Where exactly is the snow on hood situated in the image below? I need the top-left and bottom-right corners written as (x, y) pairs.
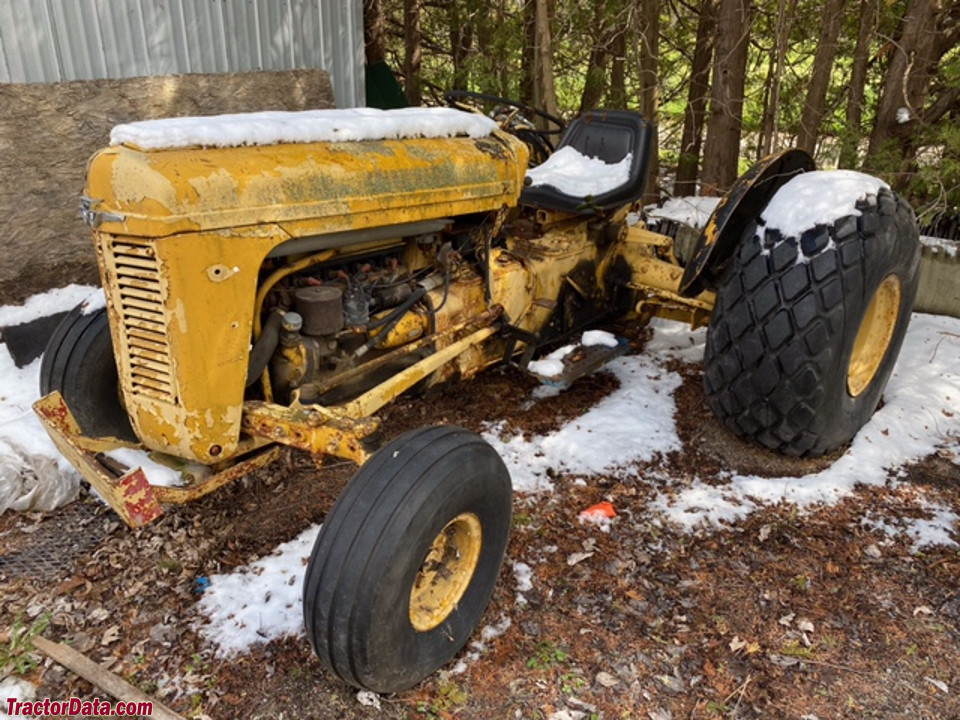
top-left (110, 107), bottom-right (499, 150)
top-left (525, 146), bottom-right (632, 197)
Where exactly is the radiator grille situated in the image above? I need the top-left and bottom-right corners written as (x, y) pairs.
top-left (107, 238), bottom-right (177, 403)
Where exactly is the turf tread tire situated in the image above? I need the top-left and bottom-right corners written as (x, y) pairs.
top-left (703, 187), bottom-right (920, 457)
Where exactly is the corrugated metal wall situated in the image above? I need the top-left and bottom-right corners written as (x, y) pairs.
top-left (0, 0), bottom-right (364, 107)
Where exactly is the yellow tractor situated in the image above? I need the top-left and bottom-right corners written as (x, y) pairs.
top-left (34, 93), bottom-right (920, 692)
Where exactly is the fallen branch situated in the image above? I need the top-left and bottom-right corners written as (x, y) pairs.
top-left (31, 636), bottom-right (185, 720)
top-left (723, 674), bottom-right (752, 714)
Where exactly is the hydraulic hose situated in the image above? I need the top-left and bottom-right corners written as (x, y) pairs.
top-left (364, 286), bottom-right (426, 332)
top-left (355, 287), bottom-right (427, 358)
top-left (245, 309), bottom-right (284, 387)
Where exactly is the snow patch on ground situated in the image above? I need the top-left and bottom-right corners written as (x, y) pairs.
top-left (649, 473), bottom-right (759, 531)
top-left (863, 501), bottom-right (958, 552)
top-left (449, 615), bottom-right (513, 676)
top-left (643, 317), bottom-right (707, 363)
top-left (104, 448), bottom-right (186, 488)
top-left (761, 170), bottom-right (888, 239)
top-left (921, 235), bottom-right (958, 257)
top-left (195, 524), bottom-right (320, 655)
top-left (578, 507), bottom-right (617, 533)
top-left (0, 284), bottom-right (99, 328)
top-left (0, 678), bottom-right (37, 720)
top-left (484, 353), bottom-right (684, 493)
top-left (111, 107), bottom-right (498, 150)
top-left (513, 561), bottom-right (534, 593)
top-left (647, 196), bottom-right (721, 229)
top-left (525, 147), bottom-right (632, 197)
top-left (651, 314), bottom-right (960, 538)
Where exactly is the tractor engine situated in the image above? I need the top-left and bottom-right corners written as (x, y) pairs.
top-left (252, 233), bottom-right (487, 406)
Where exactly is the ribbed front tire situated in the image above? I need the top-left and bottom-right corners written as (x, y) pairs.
top-left (39, 305), bottom-right (135, 441)
top-left (303, 426), bottom-right (512, 693)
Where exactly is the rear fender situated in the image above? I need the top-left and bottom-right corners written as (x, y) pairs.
top-left (678, 149), bottom-right (815, 297)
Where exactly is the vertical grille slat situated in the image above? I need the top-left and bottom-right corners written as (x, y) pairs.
top-left (106, 239), bottom-right (177, 403)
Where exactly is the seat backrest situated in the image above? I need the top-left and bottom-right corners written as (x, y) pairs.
top-left (520, 110), bottom-right (655, 215)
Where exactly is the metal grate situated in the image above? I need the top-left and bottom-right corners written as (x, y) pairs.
top-left (0, 501), bottom-right (112, 581)
top-left (106, 238), bottom-right (178, 403)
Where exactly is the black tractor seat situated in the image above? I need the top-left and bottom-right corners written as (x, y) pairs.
top-left (520, 110), bottom-right (655, 215)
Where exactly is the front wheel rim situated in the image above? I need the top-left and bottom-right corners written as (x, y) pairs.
top-left (847, 274), bottom-right (901, 397)
top-left (409, 512), bottom-right (483, 633)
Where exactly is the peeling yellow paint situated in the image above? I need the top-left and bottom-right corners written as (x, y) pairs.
top-left (188, 167), bottom-right (241, 208)
top-left (87, 133), bottom-right (528, 238)
top-left (172, 298), bottom-right (189, 334)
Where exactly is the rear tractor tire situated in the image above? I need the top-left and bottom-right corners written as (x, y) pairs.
top-left (302, 426), bottom-right (512, 693)
top-left (703, 184), bottom-right (920, 457)
top-left (40, 304), bottom-right (136, 441)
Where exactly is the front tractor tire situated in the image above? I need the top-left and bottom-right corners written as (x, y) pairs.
top-left (302, 426), bottom-right (512, 693)
top-left (40, 304), bottom-right (136, 441)
top-left (703, 185), bottom-right (920, 457)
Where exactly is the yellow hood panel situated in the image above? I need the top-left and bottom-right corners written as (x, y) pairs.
top-left (85, 132), bottom-right (529, 238)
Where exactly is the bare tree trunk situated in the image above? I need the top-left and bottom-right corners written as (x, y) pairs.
top-left (869, 0), bottom-right (959, 190)
top-left (701, 0), bottom-right (752, 195)
top-left (608, 19), bottom-right (628, 108)
top-left (403, 0), bottom-right (422, 105)
top-left (638, 0), bottom-right (661, 203)
top-left (449, 1), bottom-right (474, 90)
top-left (756, 54), bottom-right (776, 160)
top-left (473, 0), bottom-right (502, 96)
top-left (521, 0), bottom-right (537, 105)
top-left (867, 0), bottom-right (940, 158)
top-left (756, 0), bottom-right (798, 158)
top-left (675, 0), bottom-right (716, 196)
top-left (494, 0), bottom-right (522, 97)
top-left (796, 0), bottom-right (846, 154)
top-left (839, 0), bottom-right (877, 167)
top-left (364, 0), bottom-right (386, 65)
top-left (579, 0), bottom-right (610, 113)
top-left (532, 0), bottom-right (559, 126)
top-left (497, 0), bottom-right (511, 97)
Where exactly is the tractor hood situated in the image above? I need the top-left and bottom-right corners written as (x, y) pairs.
top-left (82, 129), bottom-right (529, 239)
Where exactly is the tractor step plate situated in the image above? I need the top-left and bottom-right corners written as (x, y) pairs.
top-left (528, 335), bottom-right (630, 390)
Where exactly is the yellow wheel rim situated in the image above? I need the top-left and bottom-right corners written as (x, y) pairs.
top-left (409, 513), bottom-right (483, 633)
top-left (847, 274), bottom-right (901, 397)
